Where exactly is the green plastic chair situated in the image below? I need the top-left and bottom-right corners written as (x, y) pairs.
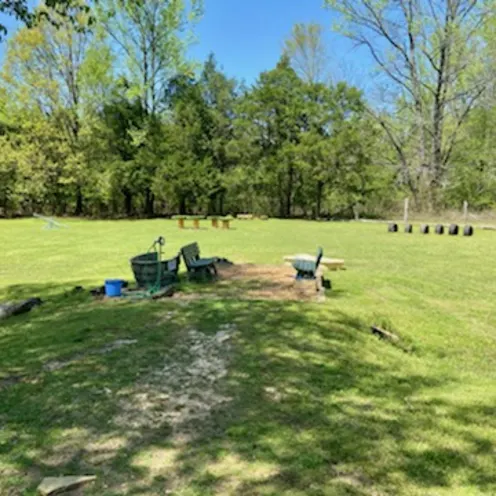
top-left (181, 242), bottom-right (218, 279)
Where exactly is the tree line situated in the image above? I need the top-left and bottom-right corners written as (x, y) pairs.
top-left (0, 0), bottom-right (495, 219)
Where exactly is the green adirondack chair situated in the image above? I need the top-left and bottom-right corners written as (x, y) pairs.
top-left (180, 242), bottom-right (218, 279)
top-left (292, 247), bottom-right (324, 279)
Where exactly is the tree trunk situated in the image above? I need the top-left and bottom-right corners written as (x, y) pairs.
top-left (278, 176), bottom-right (285, 218)
top-left (179, 196), bottom-right (186, 215)
top-left (75, 186), bottom-right (83, 216)
top-left (430, 6), bottom-right (452, 210)
top-left (286, 164), bottom-right (294, 217)
top-left (316, 180), bottom-right (324, 219)
top-left (145, 188), bottom-right (155, 217)
top-left (219, 191), bottom-right (225, 216)
top-left (123, 189), bottom-right (133, 217)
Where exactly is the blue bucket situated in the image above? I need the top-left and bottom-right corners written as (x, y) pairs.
top-left (105, 279), bottom-right (123, 298)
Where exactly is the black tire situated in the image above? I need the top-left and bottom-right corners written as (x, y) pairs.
top-left (420, 224), bottom-right (430, 234)
top-left (435, 224), bottom-right (444, 235)
top-left (463, 225), bottom-right (474, 237)
top-left (449, 224), bottom-right (459, 235)
top-left (388, 223), bottom-right (398, 233)
top-left (404, 224), bottom-right (413, 233)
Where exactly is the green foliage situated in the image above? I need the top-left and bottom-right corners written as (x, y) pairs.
top-left (154, 75), bottom-right (215, 215)
top-left (0, 0), bottom-right (93, 40)
top-left (325, 0), bottom-right (492, 211)
top-left (0, 1), bottom-right (494, 217)
top-left (0, 35), bottom-right (391, 218)
top-left (444, 83), bottom-right (496, 210)
top-left (200, 54), bottom-right (238, 215)
top-left (230, 58), bottom-right (387, 218)
top-left (96, 0), bottom-right (203, 115)
top-left (6, 1), bottom-right (482, 220)
top-left (0, 3), bottom-right (114, 216)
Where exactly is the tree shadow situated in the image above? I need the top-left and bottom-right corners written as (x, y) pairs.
top-left (0, 282), bottom-right (87, 301)
top-left (0, 283), bottom-right (494, 495)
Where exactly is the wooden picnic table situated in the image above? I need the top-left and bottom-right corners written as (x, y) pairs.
top-left (283, 254), bottom-right (345, 271)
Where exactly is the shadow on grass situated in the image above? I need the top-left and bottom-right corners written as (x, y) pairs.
top-left (0, 282), bottom-right (495, 495)
top-left (0, 282), bottom-right (87, 301)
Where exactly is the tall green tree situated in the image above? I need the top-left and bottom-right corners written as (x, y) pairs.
top-left (232, 57), bottom-right (379, 218)
top-left (153, 75), bottom-right (214, 214)
top-left (0, 1), bottom-right (113, 215)
top-left (239, 56), bottom-right (306, 217)
top-left (97, 0), bottom-right (203, 115)
top-left (200, 54), bottom-right (237, 214)
top-left (298, 82), bottom-right (379, 218)
top-left (92, 92), bottom-right (148, 216)
top-left (325, 0), bottom-right (490, 209)
top-left (446, 106), bottom-right (496, 209)
top-left (94, 0), bottom-right (203, 216)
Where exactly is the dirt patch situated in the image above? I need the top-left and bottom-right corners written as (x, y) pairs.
top-left (176, 264), bottom-right (324, 302)
top-left (114, 326), bottom-right (235, 441)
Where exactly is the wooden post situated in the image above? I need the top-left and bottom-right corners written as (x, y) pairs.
top-left (353, 204), bottom-right (360, 221)
top-left (222, 219), bottom-right (230, 229)
top-left (403, 198), bottom-right (409, 224)
top-left (193, 219), bottom-right (200, 229)
top-left (463, 201), bottom-right (468, 222)
top-left (178, 218), bottom-right (185, 229)
top-left (211, 218), bottom-right (218, 228)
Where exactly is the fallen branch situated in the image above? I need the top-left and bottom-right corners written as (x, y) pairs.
top-left (0, 298), bottom-right (42, 321)
top-left (370, 326), bottom-right (400, 343)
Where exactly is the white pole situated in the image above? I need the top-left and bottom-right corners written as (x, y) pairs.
top-left (403, 198), bottom-right (409, 224)
top-left (463, 201), bottom-right (468, 222)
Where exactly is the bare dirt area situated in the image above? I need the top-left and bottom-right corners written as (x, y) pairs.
top-left (175, 264), bottom-right (323, 302)
top-left (114, 325), bottom-right (236, 442)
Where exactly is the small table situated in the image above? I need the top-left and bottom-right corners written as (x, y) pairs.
top-left (284, 254), bottom-right (345, 271)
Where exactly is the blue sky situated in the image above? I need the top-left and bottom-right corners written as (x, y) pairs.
top-left (0, 0), bottom-right (372, 88)
top-left (188, 0), bottom-right (367, 85)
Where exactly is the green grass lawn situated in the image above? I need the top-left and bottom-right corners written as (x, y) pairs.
top-left (1, 218), bottom-right (495, 495)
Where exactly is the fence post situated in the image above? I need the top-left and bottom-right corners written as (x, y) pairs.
top-left (353, 204), bottom-right (360, 221)
top-left (463, 201), bottom-right (468, 222)
top-left (403, 198), bottom-right (409, 224)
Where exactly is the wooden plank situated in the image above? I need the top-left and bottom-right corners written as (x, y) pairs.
top-left (38, 476), bottom-right (96, 495)
top-left (284, 254), bottom-right (345, 271)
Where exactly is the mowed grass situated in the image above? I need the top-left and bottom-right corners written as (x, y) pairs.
top-left (0, 218), bottom-right (495, 495)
